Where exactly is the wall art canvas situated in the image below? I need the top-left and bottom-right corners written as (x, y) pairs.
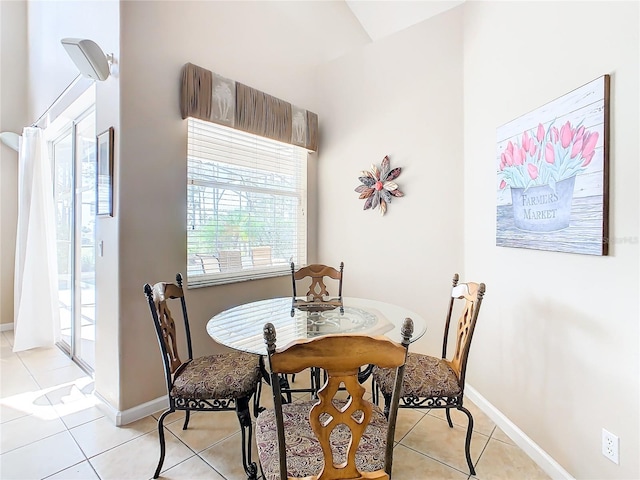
top-left (496, 75), bottom-right (609, 255)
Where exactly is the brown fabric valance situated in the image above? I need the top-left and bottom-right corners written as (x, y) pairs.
top-left (180, 62), bottom-right (318, 152)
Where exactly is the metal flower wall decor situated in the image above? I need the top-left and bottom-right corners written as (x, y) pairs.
top-left (355, 155), bottom-right (404, 215)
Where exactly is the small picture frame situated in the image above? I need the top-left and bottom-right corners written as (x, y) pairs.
top-left (96, 127), bottom-right (114, 216)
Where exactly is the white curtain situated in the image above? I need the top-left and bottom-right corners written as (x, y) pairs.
top-left (13, 127), bottom-right (59, 352)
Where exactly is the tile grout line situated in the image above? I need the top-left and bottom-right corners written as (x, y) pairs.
top-left (470, 424), bottom-right (497, 479)
top-left (395, 441), bottom-right (473, 477)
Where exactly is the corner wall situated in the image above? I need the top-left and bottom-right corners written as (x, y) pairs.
top-left (462, 2), bottom-right (639, 478)
top-left (315, 7), bottom-right (465, 357)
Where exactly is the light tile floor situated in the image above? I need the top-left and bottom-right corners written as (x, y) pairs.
top-left (0, 330), bottom-right (550, 480)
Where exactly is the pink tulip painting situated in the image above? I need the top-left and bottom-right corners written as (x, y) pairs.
top-left (545, 143), bottom-right (555, 164)
top-left (582, 151), bottom-right (595, 167)
top-left (513, 147), bottom-right (523, 166)
top-left (581, 132), bottom-right (599, 167)
top-left (560, 121), bottom-right (573, 148)
top-left (570, 136), bottom-right (583, 158)
top-left (496, 74), bottom-right (609, 257)
top-left (498, 119), bottom-right (599, 190)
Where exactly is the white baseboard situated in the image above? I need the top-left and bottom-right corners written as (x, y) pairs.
top-left (465, 384), bottom-right (574, 480)
top-left (0, 323), bottom-right (14, 332)
top-left (94, 391), bottom-right (167, 426)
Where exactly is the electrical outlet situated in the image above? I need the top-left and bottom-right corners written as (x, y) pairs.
top-left (602, 428), bottom-right (619, 464)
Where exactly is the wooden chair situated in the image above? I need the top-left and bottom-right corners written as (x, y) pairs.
top-left (289, 262), bottom-right (344, 392)
top-left (290, 262), bottom-right (344, 308)
top-left (251, 246), bottom-right (273, 267)
top-left (219, 250), bottom-right (243, 272)
top-left (196, 253), bottom-right (221, 274)
top-left (372, 273), bottom-right (486, 476)
top-left (143, 273), bottom-right (262, 479)
top-left (256, 318), bottom-right (414, 480)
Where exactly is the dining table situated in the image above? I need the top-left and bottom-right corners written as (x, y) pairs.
top-left (207, 296), bottom-right (427, 400)
top-left (206, 296), bottom-right (427, 355)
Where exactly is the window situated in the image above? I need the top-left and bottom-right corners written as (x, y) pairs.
top-left (187, 118), bottom-right (307, 287)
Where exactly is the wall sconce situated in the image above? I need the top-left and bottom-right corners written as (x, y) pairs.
top-left (61, 38), bottom-right (112, 81)
top-left (0, 132), bottom-right (20, 152)
top-left (0, 39), bottom-right (113, 149)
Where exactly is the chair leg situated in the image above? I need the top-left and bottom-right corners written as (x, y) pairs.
top-left (183, 409), bottom-right (191, 430)
top-left (236, 396), bottom-right (258, 480)
top-left (445, 408), bottom-right (453, 428)
top-left (312, 367), bottom-right (322, 399)
top-left (457, 405), bottom-right (476, 476)
top-left (154, 408), bottom-right (173, 479)
top-left (253, 380), bottom-right (263, 417)
top-left (278, 375), bottom-right (293, 404)
top-left (382, 393), bottom-right (392, 419)
top-left (371, 378), bottom-right (378, 405)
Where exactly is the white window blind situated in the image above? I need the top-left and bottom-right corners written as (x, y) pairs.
top-left (187, 117), bottom-right (307, 287)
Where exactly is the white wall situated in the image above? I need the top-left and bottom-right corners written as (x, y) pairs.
top-left (315, 7), bottom-right (465, 358)
top-left (0, 1), bottom-right (27, 328)
top-left (116, 0), bottom-right (370, 410)
top-left (462, 2), bottom-right (639, 479)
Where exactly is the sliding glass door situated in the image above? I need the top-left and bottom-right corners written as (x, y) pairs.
top-left (52, 107), bottom-right (96, 372)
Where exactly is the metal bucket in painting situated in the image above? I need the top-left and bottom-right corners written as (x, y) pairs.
top-left (510, 176), bottom-right (576, 232)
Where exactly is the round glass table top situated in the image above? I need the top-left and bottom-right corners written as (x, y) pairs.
top-left (206, 296), bottom-right (427, 355)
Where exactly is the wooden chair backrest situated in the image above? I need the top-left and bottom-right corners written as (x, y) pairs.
top-left (291, 262), bottom-right (344, 302)
top-left (442, 274), bottom-right (486, 389)
top-left (143, 274), bottom-right (193, 380)
top-left (264, 318), bottom-right (413, 480)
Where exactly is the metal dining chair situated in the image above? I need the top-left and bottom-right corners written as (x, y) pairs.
top-left (143, 273), bottom-right (262, 479)
top-left (372, 273), bottom-right (486, 476)
top-left (256, 318), bottom-right (414, 480)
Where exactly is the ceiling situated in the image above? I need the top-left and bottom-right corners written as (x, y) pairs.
top-left (246, 1), bottom-right (466, 67)
top-left (345, 0), bottom-right (465, 41)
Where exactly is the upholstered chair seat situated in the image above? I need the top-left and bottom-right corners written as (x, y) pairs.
top-left (373, 353), bottom-right (462, 398)
top-left (256, 400), bottom-right (388, 480)
top-left (171, 353), bottom-right (261, 400)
